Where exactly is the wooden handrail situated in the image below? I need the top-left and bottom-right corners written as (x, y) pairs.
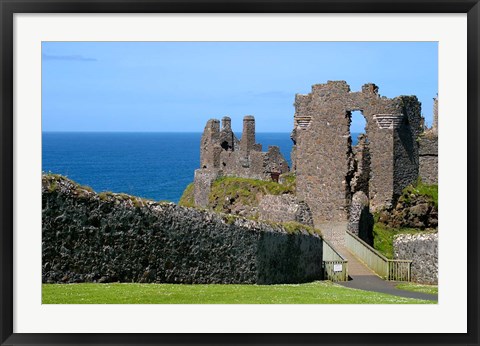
top-left (322, 237), bottom-right (346, 261)
top-left (345, 230), bottom-right (412, 281)
top-left (346, 230), bottom-right (389, 261)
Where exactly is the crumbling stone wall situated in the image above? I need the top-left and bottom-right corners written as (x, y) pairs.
top-left (193, 169), bottom-right (219, 208)
top-left (394, 233), bottom-right (438, 284)
top-left (199, 115), bottom-right (289, 180)
top-left (258, 195), bottom-right (314, 226)
top-left (292, 81), bottom-right (422, 228)
top-left (195, 116), bottom-right (289, 207)
top-left (418, 134), bottom-right (438, 185)
top-left (418, 98), bottom-right (438, 185)
top-left (42, 175), bottom-right (323, 284)
top-left (393, 96), bottom-right (422, 197)
top-left (350, 134), bottom-right (370, 196)
top-left (347, 191), bottom-right (374, 244)
top-left (432, 95), bottom-right (438, 133)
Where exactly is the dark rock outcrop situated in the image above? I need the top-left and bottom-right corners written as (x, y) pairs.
top-left (377, 194), bottom-right (437, 229)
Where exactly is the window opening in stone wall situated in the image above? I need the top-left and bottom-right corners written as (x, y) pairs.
top-left (347, 110), bottom-right (373, 245)
top-left (350, 110), bottom-right (367, 146)
top-left (346, 110), bottom-right (369, 220)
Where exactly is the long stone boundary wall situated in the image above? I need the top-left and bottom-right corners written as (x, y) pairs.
top-left (42, 175), bottom-right (323, 284)
top-left (393, 232), bottom-right (438, 284)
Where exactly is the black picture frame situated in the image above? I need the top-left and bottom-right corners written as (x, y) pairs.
top-left (1, 1), bottom-right (478, 345)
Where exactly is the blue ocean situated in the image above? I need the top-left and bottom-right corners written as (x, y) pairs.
top-left (42, 132), bottom-right (360, 203)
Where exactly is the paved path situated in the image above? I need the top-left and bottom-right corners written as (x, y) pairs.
top-left (336, 246), bottom-right (438, 302)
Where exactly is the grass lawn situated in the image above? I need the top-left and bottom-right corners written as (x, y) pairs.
top-left (395, 283), bottom-right (438, 295)
top-left (43, 281), bottom-right (435, 304)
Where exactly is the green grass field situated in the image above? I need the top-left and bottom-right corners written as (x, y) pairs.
top-left (395, 283), bottom-right (438, 295)
top-left (42, 281), bottom-right (435, 304)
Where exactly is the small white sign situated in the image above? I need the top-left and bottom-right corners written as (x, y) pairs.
top-left (333, 264), bottom-right (343, 272)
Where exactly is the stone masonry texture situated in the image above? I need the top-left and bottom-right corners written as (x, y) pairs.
top-left (189, 81), bottom-right (437, 267)
top-left (193, 168), bottom-right (219, 208)
top-left (291, 81), bottom-right (423, 229)
top-left (394, 233), bottom-right (438, 284)
top-left (194, 116), bottom-right (290, 207)
top-left (42, 175), bottom-right (323, 284)
top-left (258, 195), bottom-right (314, 226)
top-left (432, 95), bottom-right (438, 134)
top-left (417, 97), bottom-right (438, 184)
top-left (418, 133), bottom-right (438, 185)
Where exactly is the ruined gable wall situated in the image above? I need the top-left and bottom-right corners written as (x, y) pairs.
top-left (293, 82), bottom-right (353, 224)
top-left (393, 96), bottom-right (423, 197)
top-left (265, 146), bottom-right (290, 175)
top-left (348, 88), bottom-right (415, 212)
top-left (293, 81), bottom-right (420, 225)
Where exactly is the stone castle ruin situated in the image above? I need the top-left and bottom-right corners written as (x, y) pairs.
top-left (41, 80), bottom-right (439, 286)
top-left (194, 116), bottom-right (289, 207)
top-left (292, 81), bottom-right (424, 227)
top-left (194, 81), bottom-right (438, 248)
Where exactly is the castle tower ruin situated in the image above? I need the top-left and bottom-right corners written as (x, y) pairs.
top-left (291, 81), bottom-right (423, 227)
top-left (194, 115), bottom-right (289, 207)
top-left (240, 115), bottom-right (256, 153)
top-left (219, 116), bottom-right (237, 151)
top-left (199, 119), bottom-right (221, 170)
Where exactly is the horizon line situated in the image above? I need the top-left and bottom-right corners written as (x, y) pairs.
top-left (42, 130), bottom-right (366, 134)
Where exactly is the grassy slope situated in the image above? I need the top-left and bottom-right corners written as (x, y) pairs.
top-left (178, 182), bottom-right (195, 207)
top-left (179, 175), bottom-right (296, 211)
top-left (372, 224), bottom-right (432, 259)
top-left (209, 175), bottom-right (295, 213)
top-left (395, 283), bottom-right (438, 295)
top-left (400, 180), bottom-right (438, 207)
top-left (42, 282), bottom-right (435, 304)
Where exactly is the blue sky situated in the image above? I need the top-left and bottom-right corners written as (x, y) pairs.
top-left (42, 42), bottom-right (437, 133)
